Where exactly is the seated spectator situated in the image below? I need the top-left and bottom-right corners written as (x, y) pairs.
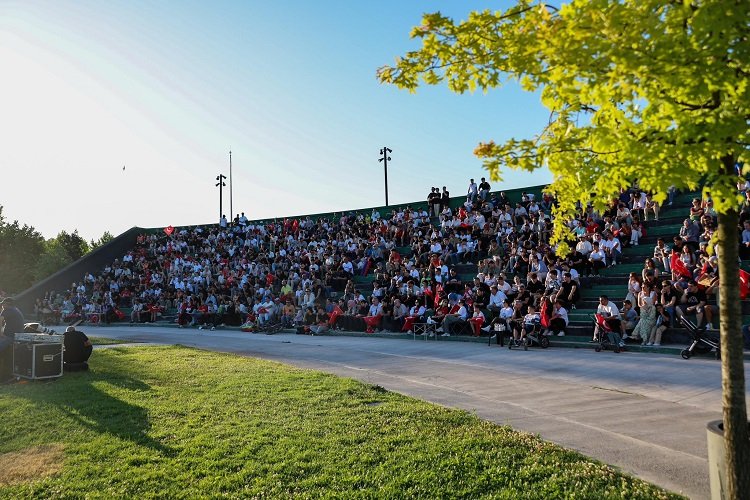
top-left (517, 304), bottom-right (541, 342)
top-left (588, 242), bottom-right (607, 276)
top-left (554, 272), bottom-right (579, 309)
top-left (676, 280), bottom-right (715, 330)
top-left (310, 306), bottom-right (330, 335)
top-left (620, 300), bottom-right (639, 333)
top-left (364, 297), bottom-right (383, 333)
top-left (593, 296), bottom-right (626, 347)
top-left (468, 304), bottom-right (485, 336)
top-left (547, 300), bottom-right (568, 337)
top-left (439, 299), bottom-right (469, 336)
top-left (645, 303), bottom-right (670, 346)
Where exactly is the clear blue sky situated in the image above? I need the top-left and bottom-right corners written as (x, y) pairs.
top-left (0, 0), bottom-right (550, 241)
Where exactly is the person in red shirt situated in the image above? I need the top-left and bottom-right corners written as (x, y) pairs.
top-left (585, 218), bottom-right (600, 234)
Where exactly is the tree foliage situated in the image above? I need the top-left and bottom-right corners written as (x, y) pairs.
top-left (54, 229), bottom-right (90, 262)
top-left (379, 0), bottom-right (749, 248)
top-left (379, 0), bottom-right (749, 496)
top-left (0, 206), bottom-right (112, 293)
top-left (0, 206), bottom-right (46, 294)
top-left (90, 231), bottom-right (115, 251)
top-left (33, 239), bottom-right (74, 283)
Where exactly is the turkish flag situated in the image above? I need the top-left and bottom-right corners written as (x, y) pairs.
top-left (740, 269), bottom-right (750, 300)
top-left (670, 253), bottom-right (692, 278)
top-left (164, 225), bottom-right (175, 236)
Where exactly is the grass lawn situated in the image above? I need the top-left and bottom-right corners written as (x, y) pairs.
top-left (0, 346), bottom-right (680, 498)
top-left (88, 337), bottom-right (134, 345)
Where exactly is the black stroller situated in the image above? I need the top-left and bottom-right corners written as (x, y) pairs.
top-left (680, 316), bottom-right (720, 360)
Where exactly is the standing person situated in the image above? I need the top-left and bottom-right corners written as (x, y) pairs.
top-left (467, 179), bottom-right (478, 203)
top-left (428, 188), bottom-right (441, 217)
top-left (0, 298), bottom-right (25, 381)
top-left (441, 186), bottom-right (451, 213)
top-left (478, 177), bottom-right (491, 201)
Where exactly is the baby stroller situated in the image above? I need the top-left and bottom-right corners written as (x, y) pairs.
top-left (680, 316), bottom-right (720, 360)
top-left (592, 314), bottom-right (624, 353)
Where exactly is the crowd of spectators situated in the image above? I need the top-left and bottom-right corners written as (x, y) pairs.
top-left (29, 175), bottom-right (750, 347)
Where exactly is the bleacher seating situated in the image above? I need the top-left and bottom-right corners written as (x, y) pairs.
top-left (30, 183), bottom-right (750, 358)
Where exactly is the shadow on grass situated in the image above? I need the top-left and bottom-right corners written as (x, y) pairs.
top-left (13, 353), bottom-right (173, 457)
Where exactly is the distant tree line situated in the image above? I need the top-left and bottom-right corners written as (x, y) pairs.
top-left (0, 205), bottom-right (114, 294)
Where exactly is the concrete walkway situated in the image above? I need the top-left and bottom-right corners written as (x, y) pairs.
top-left (87, 326), bottom-right (750, 499)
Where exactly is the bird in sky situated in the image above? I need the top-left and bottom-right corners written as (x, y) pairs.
top-left (122, 165), bottom-right (126, 172)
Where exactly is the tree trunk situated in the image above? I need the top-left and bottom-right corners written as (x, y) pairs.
top-left (716, 208), bottom-right (750, 500)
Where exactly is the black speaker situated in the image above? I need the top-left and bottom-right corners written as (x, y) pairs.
top-left (13, 341), bottom-right (63, 380)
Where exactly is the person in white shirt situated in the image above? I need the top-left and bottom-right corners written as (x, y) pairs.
top-left (588, 242), bottom-right (607, 276)
top-left (487, 285), bottom-right (507, 314)
top-left (548, 300), bottom-right (569, 336)
top-left (594, 295), bottom-right (626, 346)
top-left (600, 233), bottom-right (621, 267)
top-left (440, 299), bottom-right (469, 336)
top-left (495, 276), bottom-right (512, 296)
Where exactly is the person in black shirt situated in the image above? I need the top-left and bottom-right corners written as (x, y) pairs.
top-left (0, 297), bottom-right (24, 338)
top-left (478, 178), bottom-right (491, 201)
top-left (63, 326), bottom-right (93, 370)
top-left (676, 280), bottom-right (716, 330)
top-left (1, 297), bottom-right (25, 380)
top-left (555, 273), bottom-right (580, 309)
top-left (310, 306), bottom-right (330, 335)
top-left (441, 187), bottom-right (450, 212)
top-left (526, 273), bottom-right (545, 306)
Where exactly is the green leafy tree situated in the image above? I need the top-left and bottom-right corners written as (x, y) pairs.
top-left (55, 229), bottom-right (90, 262)
top-left (0, 206), bottom-right (46, 293)
top-left (33, 239), bottom-right (73, 283)
top-left (379, 0), bottom-right (749, 496)
top-left (89, 231), bottom-right (115, 251)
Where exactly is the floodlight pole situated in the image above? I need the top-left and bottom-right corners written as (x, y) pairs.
top-left (216, 174), bottom-right (227, 221)
top-left (378, 147), bottom-right (392, 207)
top-left (229, 150), bottom-right (233, 223)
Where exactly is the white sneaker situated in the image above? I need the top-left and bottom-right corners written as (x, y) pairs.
top-left (646, 342), bottom-right (653, 346)
top-left (490, 334), bottom-right (497, 339)
top-left (436, 327), bottom-right (444, 333)
top-left (441, 332), bottom-right (450, 337)
top-left (198, 326), bottom-right (203, 330)
top-left (481, 326), bottom-right (490, 332)
top-left (621, 334), bottom-right (629, 340)
top-left (428, 332), bottom-right (435, 338)
top-left (653, 343), bottom-right (661, 346)
top-left (619, 342), bottom-right (626, 347)
top-left (407, 330), bottom-right (413, 334)
top-left (557, 332), bottom-right (565, 336)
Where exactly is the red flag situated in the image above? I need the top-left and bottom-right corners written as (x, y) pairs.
top-left (540, 299), bottom-right (551, 328)
top-left (670, 253), bottom-right (692, 278)
top-left (740, 269), bottom-right (750, 300)
top-left (164, 225), bottom-right (175, 236)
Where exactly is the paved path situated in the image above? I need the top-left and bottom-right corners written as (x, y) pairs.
top-left (87, 326), bottom-right (750, 499)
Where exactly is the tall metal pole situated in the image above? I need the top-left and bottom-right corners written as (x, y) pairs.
top-left (229, 150), bottom-right (233, 222)
top-left (216, 174), bottom-right (226, 221)
top-left (378, 147), bottom-right (392, 207)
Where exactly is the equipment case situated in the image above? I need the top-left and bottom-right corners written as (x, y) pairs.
top-left (13, 338), bottom-right (64, 380)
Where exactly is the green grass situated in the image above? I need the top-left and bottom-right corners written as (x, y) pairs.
top-left (0, 346), bottom-right (680, 498)
top-left (88, 336), bottom-right (134, 345)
